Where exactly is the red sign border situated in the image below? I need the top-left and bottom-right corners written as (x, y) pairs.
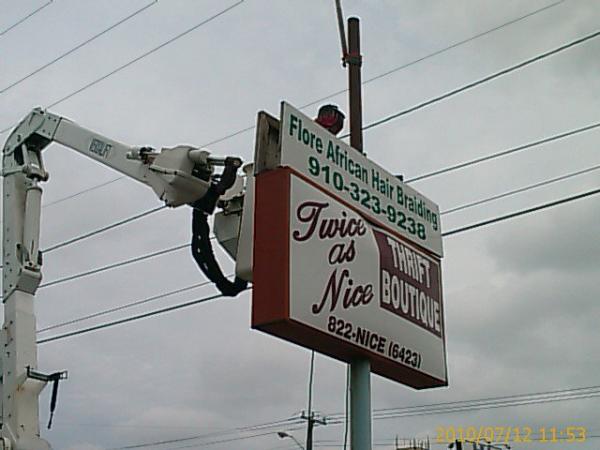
top-left (252, 167), bottom-right (447, 389)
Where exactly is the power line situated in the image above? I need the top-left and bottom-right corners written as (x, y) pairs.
top-left (110, 418), bottom-right (303, 450)
top-left (37, 290), bottom-right (231, 344)
top-left (371, 391), bottom-right (600, 421)
top-left (36, 180), bottom-right (598, 336)
top-left (0, 0), bottom-right (245, 134)
top-left (0, 0), bottom-right (571, 217)
top-left (0, 1), bottom-right (158, 94)
top-left (405, 121), bottom-right (600, 183)
top-left (103, 385), bottom-right (600, 450)
top-left (29, 185), bottom-right (599, 309)
top-left (36, 159), bottom-right (599, 281)
top-left (354, 384), bottom-right (600, 417)
top-left (202, 0), bottom-right (565, 147)
top-left (441, 164), bottom-right (600, 215)
top-left (29, 119), bottom-right (600, 259)
top-left (36, 279), bottom-right (215, 333)
top-left (324, 385), bottom-right (600, 422)
top-left (1, 117), bottom-right (594, 262)
top-left (38, 242), bottom-right (188, 289)
top-left (42, 205), bottom-right (166, 253)
top-left (41, 176), bottom-right (124, 208)
top-left (356, 28), bottom-right (600, 135)
top-left (375, 385), bottom-right (600, 414)
top-left (166, 426), bottom-right (305, 450)
top-left (313, 435), bottom-right (600, 448)
top-left (30, 195), bottom-right (599, 447)
top-left (3, 164), bottom-right (596, 301)
top-left (442, 186), bottom-right (600, 237)
top-left (0, 0), bottom-right (53, 37)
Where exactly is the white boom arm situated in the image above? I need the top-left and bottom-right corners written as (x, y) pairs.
top-left (1, 108), bottom-right (242, 450)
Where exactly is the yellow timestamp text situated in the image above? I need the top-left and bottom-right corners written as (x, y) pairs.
top-left (435, 426), bottom-right (587, 444)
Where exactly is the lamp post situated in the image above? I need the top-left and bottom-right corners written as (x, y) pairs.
top-left (277, 431), bottom-right (306, 450)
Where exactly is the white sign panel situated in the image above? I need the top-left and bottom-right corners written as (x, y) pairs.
top-left (287, 175), bottom-right (446, 385)
top-left (279, 101), bottom-right (443, 257)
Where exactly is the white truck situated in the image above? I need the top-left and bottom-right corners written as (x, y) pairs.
top-left (1, 108), bottom-right (250, 449)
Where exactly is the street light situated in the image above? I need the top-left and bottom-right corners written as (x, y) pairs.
top-left (277, 431), bottom-right (305, 450)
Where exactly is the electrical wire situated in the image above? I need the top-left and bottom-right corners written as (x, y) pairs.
top-left (0, 0), bottom-right (572, 231)
top-left (329, 384), bottom-right (600, 418)
top-left (442, 186), bottom-right (600, 237)
top-left (106, 385), bottom-right (600, 450)
top-left (441, 164), bottom-right (600, 215)
top-left (0, 1), bottom-right (158, 94)
top-left (38, 242), bottom-right (188, 289)
top-left (0, 0), bottom-right (53, 37)
top-left (370, 391), bottom-right (600, 421)
top-left (26, 184), bottom-right (600, 322)
top-left (32, 159), bottom-right (599, 289)
top-left (3, 4), bottom-right (596, 446)
top-left (0, 0), bottom-right (562, 209)
top-left (110, 419), bottom-right (303, 450)
top-left (324, 386), bottom-right (600, 422)
top-left (202, 0), bottom-right (565, 147)
top-left (42, 205), bottom-right (166, 253)
top-left (28, 191), bottom-right (600, 447)
top-left (37, 290), bottom-right (237, 344)
top-left (353, 29), bottom-right (600, 135)
top-left (41, 176), bottom-right (124, 208)
top-left (166, 426), bottom-right (305, 450)
top-left (0, 0), bottom-right (245, 134)
top-left (405, 121), bottom-right (600, 183)
top-left (36, 278), bottom-right (215, 333)
top-left (29, 121), bottom-right (599, 261)
top-left (313, 435), bottom-right (600, 448)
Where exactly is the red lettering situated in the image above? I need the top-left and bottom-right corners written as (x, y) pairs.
top-left (293, 201), bottom-right (329, 242)
top-left (293, 202), bottom-right (367, 243)
top-left (312, 269), bottom-right (373, 315)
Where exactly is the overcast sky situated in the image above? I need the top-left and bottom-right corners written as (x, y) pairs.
top-left (1, 1), bottom-right (599, 449)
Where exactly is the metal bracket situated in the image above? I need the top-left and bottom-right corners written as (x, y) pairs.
top-left (26, 368), bottom-right (68, 430)
top-left (344, 52), bottom-right (362, 66)
top-left (254, 111), bottom-right (281, 174)
top-left (26, 368), bottom-right (68, 383)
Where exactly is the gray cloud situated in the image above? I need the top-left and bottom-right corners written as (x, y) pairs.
top-left (2, 0), bottom-right (599, 449)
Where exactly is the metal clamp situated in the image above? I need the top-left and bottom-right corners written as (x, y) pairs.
top-left (27, 368), bottom-right (68, 429)
top-left (26, 367), bottom-right (68, 383)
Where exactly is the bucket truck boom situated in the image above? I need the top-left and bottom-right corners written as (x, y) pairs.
top-left (1, 108), bottom-right (244, 449)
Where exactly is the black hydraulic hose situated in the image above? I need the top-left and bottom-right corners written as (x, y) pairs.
top-left (190, 158), bottom-right (247, 297)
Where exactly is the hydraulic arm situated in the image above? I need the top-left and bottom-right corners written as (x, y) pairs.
top-left (1, 108), bottom-right (245, 449)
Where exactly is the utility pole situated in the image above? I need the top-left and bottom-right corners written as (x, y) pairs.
top-left (301, 410), bottom-right (327, 450)
top-left (347, 15), bottom-right (372, 450)
top-left (302, 350), bottom-right (327, 450)
top-left (347, 17), bottom-right (364, 155)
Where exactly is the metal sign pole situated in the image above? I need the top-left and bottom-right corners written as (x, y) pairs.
top-left (347, 16), bottom-right (372, 450)
top-left (350, 357), bottom-right (371, 450)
